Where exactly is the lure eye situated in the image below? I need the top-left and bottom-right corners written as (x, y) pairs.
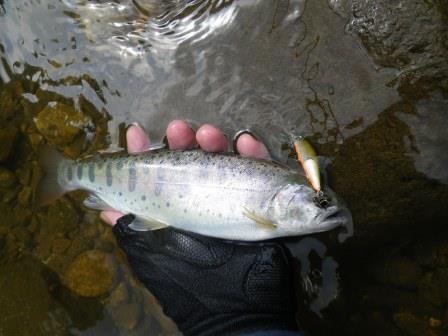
top-left (313, 191), bottom-right (331, 208)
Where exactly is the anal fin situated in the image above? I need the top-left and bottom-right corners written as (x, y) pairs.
top-left (242, 207), bottom-right (277, 230)
top-left (129, 216), bottom-right (169, 231)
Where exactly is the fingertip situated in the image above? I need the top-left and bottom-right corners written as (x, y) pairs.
top-left (100, 211), bottom-right (124, 226)
top-left (166, 120), bottom-right (197, 149)
top-left (196, 124), bottom-right (228, 152)
top-left (236, 133), bottom-right (270, 159)
top-left (126, 124), bottom-right (151, 154)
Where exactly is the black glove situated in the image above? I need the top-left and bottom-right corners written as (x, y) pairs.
top-left (113, 215), bottom-right (300, 336)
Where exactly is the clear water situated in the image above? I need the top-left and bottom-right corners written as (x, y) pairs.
top-left (0, 0), bottom-right (447, 335)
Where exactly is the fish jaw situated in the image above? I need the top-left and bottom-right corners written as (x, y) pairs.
top-left (269, 184), bottom-right (350, 236)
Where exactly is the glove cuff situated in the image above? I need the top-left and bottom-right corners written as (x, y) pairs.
top-left (184, 313), bottom-right (299, 336)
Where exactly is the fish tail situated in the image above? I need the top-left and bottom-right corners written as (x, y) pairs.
top-left (37, 145), bottom-right (72, 205)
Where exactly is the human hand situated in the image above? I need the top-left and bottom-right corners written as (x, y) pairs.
top-left (103, 121), bottom-right (299, 336)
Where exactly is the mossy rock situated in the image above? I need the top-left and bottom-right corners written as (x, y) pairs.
top-left (0, 126), bottom-right (18, 162)
top-left (0, 167), bottom-right (16, 188)
top-left (0, 254), bottom-right (71, 335)
top-left (34, 102), bottom-right (92, 147)
top-left (63, 250), bottom-right (117, 297)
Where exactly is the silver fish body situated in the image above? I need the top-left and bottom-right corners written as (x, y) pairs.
top-left (57, 149), bottom-right (350, 241)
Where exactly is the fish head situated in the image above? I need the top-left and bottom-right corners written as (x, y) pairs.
top-left (270, 184), bottom-right (352, 237)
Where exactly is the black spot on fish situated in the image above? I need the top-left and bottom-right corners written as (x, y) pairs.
top-left (118, 192), bottom-right (122, 197)
top-left (178, 194), bottom-right (183, 199)
top-left (166, 202), bottom-right (170, 207)
top-left (106, 162), bottom-right (113, 187)
top-left (88, 163), bottom-right (95, 182)
top-left (77, 165), bottom-right (83, 180)
top-left (66, 166), bottom-right (73, 181)
top-left (155, 168), bottom-right (164, 196)
top-left (128, 163), bottom-right (137, 192)
top-left (141, 195), bottom-right (146, 201)
top-left (184, 209), bottom-right (187, 213)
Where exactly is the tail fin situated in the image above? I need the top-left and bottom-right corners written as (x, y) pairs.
top-left (37, 145), bottom-right (71, 205)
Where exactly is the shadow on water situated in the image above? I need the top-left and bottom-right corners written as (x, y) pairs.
top-left (0, 0), bottom-right (447, 335)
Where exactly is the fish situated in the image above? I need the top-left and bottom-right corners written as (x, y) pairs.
top-left (39, 148), bottom-right (352, 241)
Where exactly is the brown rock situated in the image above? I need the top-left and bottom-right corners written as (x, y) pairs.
top-left (0, 167), bottom-right (16, 188)
top-left (393, 310), bottom-right (426, 336)
top-left (34, 102), bottom-right (92, 146)
top-left (63, 250), bottom-right (117, 297)
top-left (17, 186), bottom-right (32, 206)
top-left (371, 256), bottom-right (422, 290)
top-left (0, 126), bottom-right (18, 162)
top-left (114, 303), bottom-right (142, 331)
top-left (52, 238), bottom-right (71, 254)
top-left (108, 282), bottom-right (129, 307)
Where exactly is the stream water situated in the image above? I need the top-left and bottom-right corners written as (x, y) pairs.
top-left (0, 0), bottom-right (447, 335)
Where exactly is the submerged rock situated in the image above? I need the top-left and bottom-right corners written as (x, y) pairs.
top-left (0, 167), bottom-right (16, 188)
top-left (107, 281), bottom-right (130, 307)
top-left (34, 102), bottom-right (93, 148)
top-left (329, 0), bottom-right (448, 77)
top-left (0, 254), bottom-right (72, 335)
top-left (63, 250), bottom-right (117, 297)
top-left (0, 126), bottom-right (18, 162)
top-left (371, 256), bottom-right (422, 290)
top-left (113, 302), bottom-right (142, 331)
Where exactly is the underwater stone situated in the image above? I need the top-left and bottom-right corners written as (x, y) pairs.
top-left (63, 250), bottom-right (117, 297)
top-left (34, 102), bottom-right (92, 146)
top-left (107, 282), bottom-right (129, 307)
top-left (371, 256), bottom-right (422, 290)
top-left (418, 272), bottom-right (444, 308)
top-left (0, 255), bottom-right (73, 335)
top-left (51, 238), bottom-right (71, 254)
top-left (393, 310), bottom-right (427, 336)
top-left (17, 186), bottom-right (32, 206)
top-left (113, 302), bottom-right (142, 331)
top-left (34, 198), bottom-right (81, 264)
top-left (0, 167), bottom-right (16, 188)
top-left (0, 127), bottom-right (18, 162)
top-left (331, 0), bottom-right (448, 75)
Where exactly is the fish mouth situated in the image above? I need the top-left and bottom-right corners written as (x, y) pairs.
top-left (320, 207), bottom-right (351, 229)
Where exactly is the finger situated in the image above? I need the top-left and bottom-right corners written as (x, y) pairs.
top-left (236, 133), bottom-right (270, 159)
top-left (100, 210), bottom-right (125, 226)
top-left (126, 124), bottom-right (151, 154)
top-left (196, 124), bottom-right (228, 152)
top-left (166, 120), bottom-right (197, 150)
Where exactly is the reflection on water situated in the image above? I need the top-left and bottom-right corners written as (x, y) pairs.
top-left (0, 0), bottom-right (448, 335)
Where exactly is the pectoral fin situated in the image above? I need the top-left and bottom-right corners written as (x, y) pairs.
top-left (242, 207), bottom-right (277, 229)
top-left (83, 195), bottom-right (114, 211)
top-left (129, 216), bottom-right (169, 231)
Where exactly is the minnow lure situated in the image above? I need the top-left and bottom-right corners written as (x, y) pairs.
top-left (292, 137), bottom-right (330, 208)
